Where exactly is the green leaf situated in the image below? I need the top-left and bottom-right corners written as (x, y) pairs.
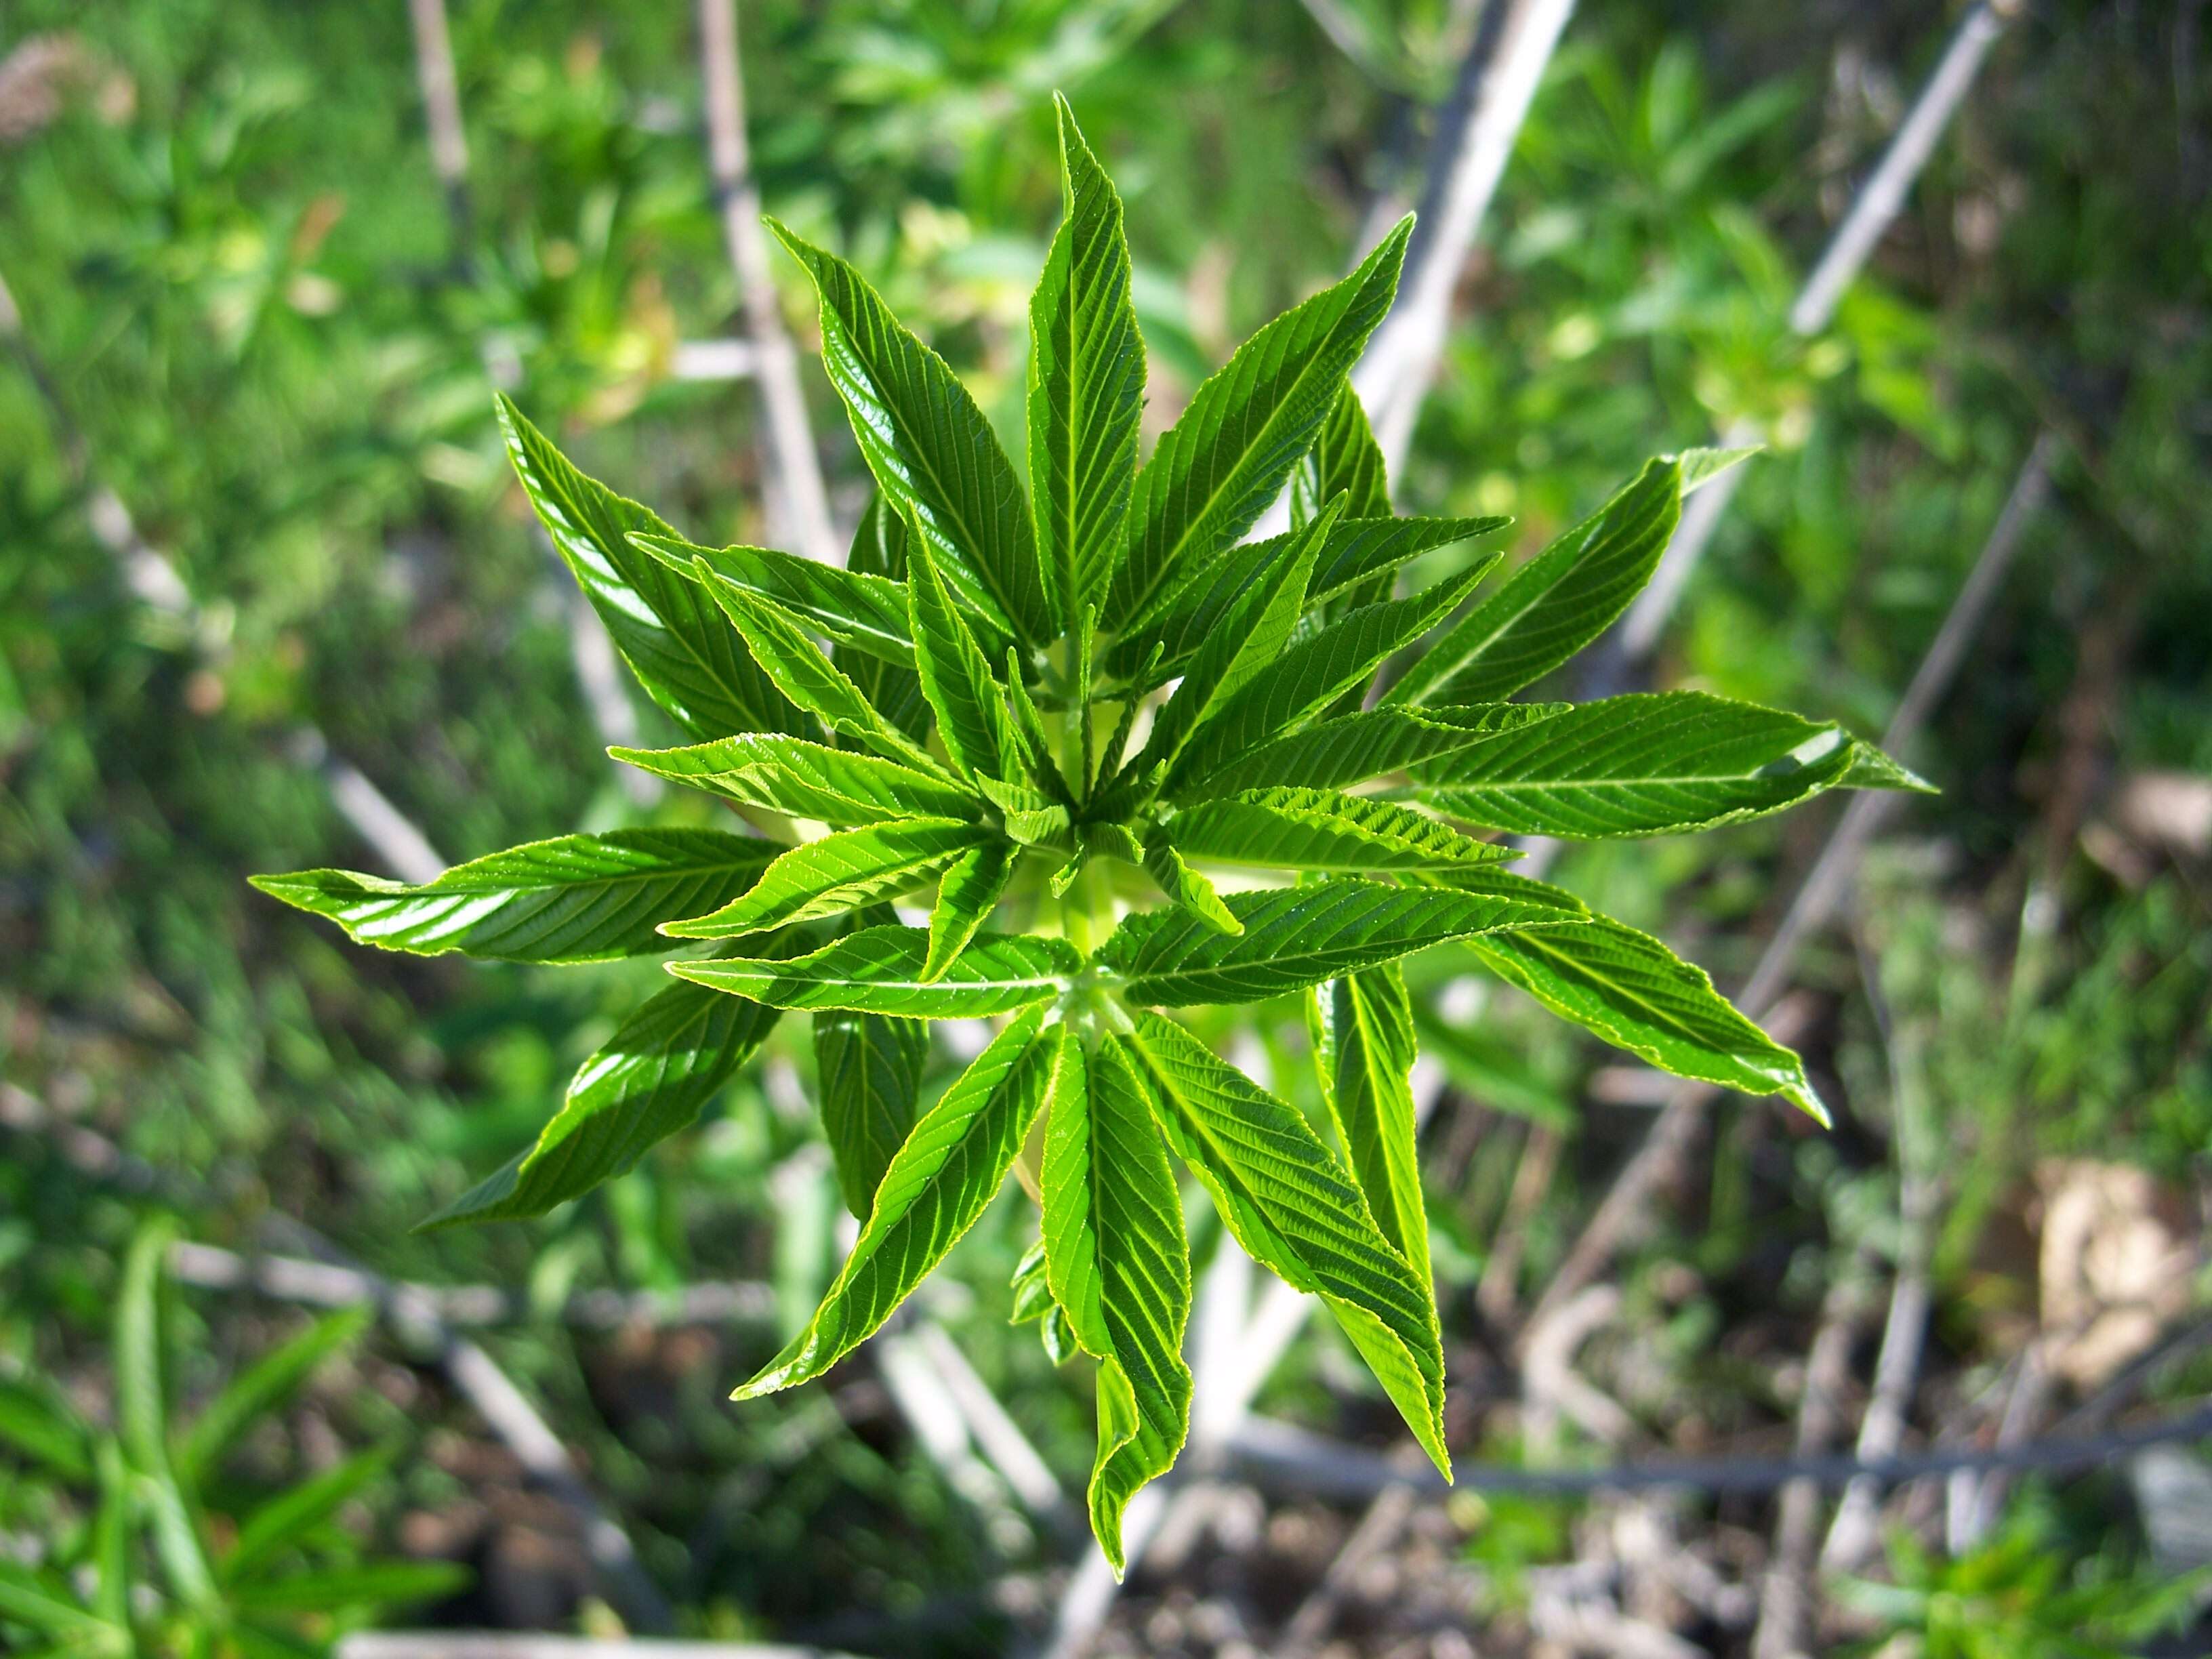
top-left (179, 1306), bottom-right (372, 1482)
top-left (1165, 561), bottom-right (1491, 791)
top-left (0, 1376), bottom-right (94, 1481)
top-left (815, 1010), bottom-right (931, 1218)
top-left (1319, 966), bottom-right (1432, 1310)
top-left (1122, 1013), bottom-right (1448, 1476)
top-left (1107, 218), bottom-right (1412, 630)
top-left (611, 735), bottom-right (981, 827)
top-left (1141, 834), bottom-right (1242, 935)
top-left (497, 394), bottom-right (798, 737)
top-left (1677, 444), bottom-right (1760, 494)
top-left (1134, 499), bottom-right (1338, 776)
top-left (226, 1444), bottom-right (396, 1582)
top-left (422, 977), bottom-right (780, 1227)
top-left (1293, 382), bottom-right (1392, 521)
top-left (735, 1010), bottom-right (1054, 1397)
top-left (1411, 691), bottom-right (1865, 838)
top-left (1043, 1036), bottom-right (1191, 1573)
top-left (979, 773), bottom-right (1074, 846)
top-left (1839, 741), bottom-right (1936, 794)
top-left (0, 1561), bottom-right (110, 1639)
top-left (672, 926), bottom-right (1078, 1017)
top-left (1163, 788), bottom-right (1515, 873)
top-left (228, 1561), bottom-right (468, 1614)
top-left (701, 574), bottom-right (947, 774)
top-left (1389, 456), bottom-right (1681, 706)
top-left (1029, 95), bottom-right (1143, 642)
top-left (1110, 516), bottom-right (1504, 689)
top-left (632, 531), bottom-right (917, 668)
top-left (1096, 877), bottom-right (1575, 1005)
top-left (250, 830), bottom-right (778, 964)
top-left (770, 220), bottom-right (1050, 650)
top-left (115, 1222), bottom-right (171, 1478)
top-left (1465, 914), bottom-right (1828, 1123)
top-left (660, 819), bottom-right (983, 939)
top-left (1167, 702), bottom-right (1566, 802)
top-left (926, 840), bottom-right (1017, 980)
top-left (907, 531), bottom-right (1022, 784)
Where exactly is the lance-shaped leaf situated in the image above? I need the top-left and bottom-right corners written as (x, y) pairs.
top-left (1388, 456), bottom-right (1680, 706)
top-left (1167, 702), bottom-right (1567, 802)
top-left (1029, 94), bottom-right (1143, 640)
top-left (251, 829), bottom-right (778, 964)
top-left (735, 1010), bottom-right (1053, 1397)
top-left (907, 532), bottom-right (1022, 784)
top-left (1465, 914), bottom-right (1828, 1123)
top-left (1141, 832), bottom-right (1242, 935)
top-left (1043, 1034), bottom-right (1191, 1573)
top-left (815, 1010), bottom-right (931, 1218)
top-left (633, 532), bottom-right (916, 667)
top-left (771, 220), bottom-right (1050, 650)
top-left (702, 573), bottom-right (948, 775)
top-left (1411, 691), bottom-right (1879, 838)
top-left (840, 495), bottom-right (936, 739)
top-left (1293, 382), bottom-right (1393, 521)
top-left (1166, 562), bottom-right (1490, 791)
top-left (1096, 876), bottom-right (1575, 1006)
top-left (612, 736), bottom-right (980, 827)
top-left (1134, 499), bottom-right (1339, 775)
top-left (672, 926), bottom-right (1078, 1017)
top-left (422, 976), bottom-right (781, 1227)
top-left (926, 840), bottom-right (1017, 980)
top-left (1111, 516), bottom-right (1504, 689)
top-left (1122, 1014), bottom-right (1448, 1475)
top-left (498, 395), bottom-right (798, 737)
top-left (1163, 788), bottom-right (1514, 874)
top-left (661, 819), bottom-right (983, 939)
top-left (1107, 220), bottom-right (1412, 630)
top-left (1321, 966), bottom-right (1431, 1299)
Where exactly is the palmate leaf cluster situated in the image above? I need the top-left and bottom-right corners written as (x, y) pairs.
top-left (252, 98), bottom-right (1921, 1568)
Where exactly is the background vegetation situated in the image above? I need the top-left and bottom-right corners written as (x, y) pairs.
top-left (3, 1), bottom-right (2207, 1654)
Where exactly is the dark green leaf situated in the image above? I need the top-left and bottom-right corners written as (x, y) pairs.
top-left (1465, 914), bottom-right (1828, 1122)
top-left (1096, 877), bottom-right (1575, 1005)
top-left (226, 1445), bottom-right (396, 1582)
top-left (1107, 219), bottom-right (1412, 630)
top-left (660, 819), bottom-right (982, 939)
top-left (632, 531), bottom-right (916, 667)
top-left (907, 531), bottom-right (1022, 784)
top-left (1122, 1013), bottom-right (1447, 1476)
top-left (770, 221), bottom-right (1050, 649)
top-left (1042, 1035), bottom-right (1191, 1572)
top-left (1389, 456), bottom-right (1679, 706)
top-left (1293, 383), bottom-right (1392, 521)
top-left (228, 1561), bottom-right (468, 1614)
top-left (0, 1378), bottom-right (94, 1481)
top-left (179, 1306), bottom-right (371, 1481)
top-left (498, 394), bottom-right (798, 737)
top-left (1029, 95), bottom-right (1143, 642)
top-left (815, 1011), bottom-right (931, 1218)
top-left (672, 926), bottom-right (1078, 1017)
top-left (423, 975), bottom-right (781, 1227)
top-left (735, 1010), bottom-right (1054, 1397)
top-left (1318, 966), bottom-right (1431, 1306)
top-left (926, 840), bottom-right (1017, 981)
top-left (701, 575), bottom-right (947, 773)
top-left (611, 735), bottom-right (981, 827)
top-left (1166, 702), bottom-right (1566, 802)
top-left (251, 830), bottom-right (777, 964)
top-left (1411, 691), bottom-right (1866, 838)
top-left (1163, 788), bottom-right (1514, 873)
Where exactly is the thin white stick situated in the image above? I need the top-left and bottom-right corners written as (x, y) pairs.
top-left (698, 0), bottom-right (841, 567)
top-left (405, 0), bottom-right (472, 239)
top-left (1355, 0), bottom-right (1579, 476)
top-left (1614, 1), bottom-right (2014, 665)
top-left (912, 1320), bottom-right (1067, 1521)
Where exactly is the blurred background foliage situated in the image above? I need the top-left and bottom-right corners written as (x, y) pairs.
top-left (3, 1), bottom-right (2208, 1654)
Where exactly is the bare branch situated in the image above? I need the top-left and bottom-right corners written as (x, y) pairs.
top-left (405, 0), bottom-right (472, 243)
top-left (1353, 0), bottom-right (1580, 477)
top-left (698, 0), bottom-right (841, 567)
